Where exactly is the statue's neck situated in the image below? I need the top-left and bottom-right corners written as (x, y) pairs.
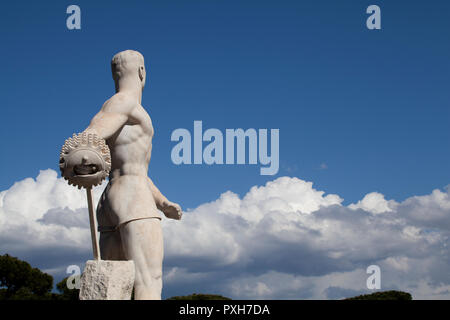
top-left (115, 80), bottom-right (143, 104)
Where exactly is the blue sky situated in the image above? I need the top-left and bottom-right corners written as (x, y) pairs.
top-left (1, 0), bottom-right (449, 208)
top-left (0, 1), bottom-right (449, 299)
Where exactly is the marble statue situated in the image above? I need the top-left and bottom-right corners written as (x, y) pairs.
top-left (60, 50), bottom-right (182, 300)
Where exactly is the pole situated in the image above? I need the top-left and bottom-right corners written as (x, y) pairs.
top-left (86, 187), bottom-right (101, 260)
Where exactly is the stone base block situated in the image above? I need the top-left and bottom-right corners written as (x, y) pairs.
top-left (79, 260), bottom-right (135, 300)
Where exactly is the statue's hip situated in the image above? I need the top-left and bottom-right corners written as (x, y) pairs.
top-left (96, 176), bottom-right (161, 228)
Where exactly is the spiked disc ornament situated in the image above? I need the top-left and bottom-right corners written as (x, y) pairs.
top-left (59, 132), bottom-right (111, 189)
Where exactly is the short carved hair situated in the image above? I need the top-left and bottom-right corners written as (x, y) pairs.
top-left (111, 50), bottom-right (145, 81)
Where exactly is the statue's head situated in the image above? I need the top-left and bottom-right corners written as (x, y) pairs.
top-left (111, 50), bottom-right (146, 89)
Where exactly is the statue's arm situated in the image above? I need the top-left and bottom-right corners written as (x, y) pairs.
top-left (84, 96), bottom-right (133, 140)
top-left (148, 178), bottom-right (182, 220)
top-left (148, 178), bottom-right (168, 209)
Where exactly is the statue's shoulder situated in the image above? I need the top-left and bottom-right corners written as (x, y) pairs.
top-left (101, 92), bottom-right (136, 114)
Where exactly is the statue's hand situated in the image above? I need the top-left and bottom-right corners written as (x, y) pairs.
top-left (161, 201), bottom-right (182, 220)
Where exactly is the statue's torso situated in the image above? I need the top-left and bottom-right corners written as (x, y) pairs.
top-left (108, 103), bottom-right (153, 178)
top-left (98, 102), bottom-right (161, 227)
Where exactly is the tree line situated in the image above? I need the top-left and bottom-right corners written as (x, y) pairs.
top-left (0, 254), bottom-right (78, 300)
top-left (1, 253), bottom-right (412, 300)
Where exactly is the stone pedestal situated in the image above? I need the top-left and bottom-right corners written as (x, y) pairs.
top-left (79, 260), bottom-right (135, 300)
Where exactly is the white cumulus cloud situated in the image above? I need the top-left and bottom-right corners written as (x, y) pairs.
top-left (0, 170), bottom-right (449, 299)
